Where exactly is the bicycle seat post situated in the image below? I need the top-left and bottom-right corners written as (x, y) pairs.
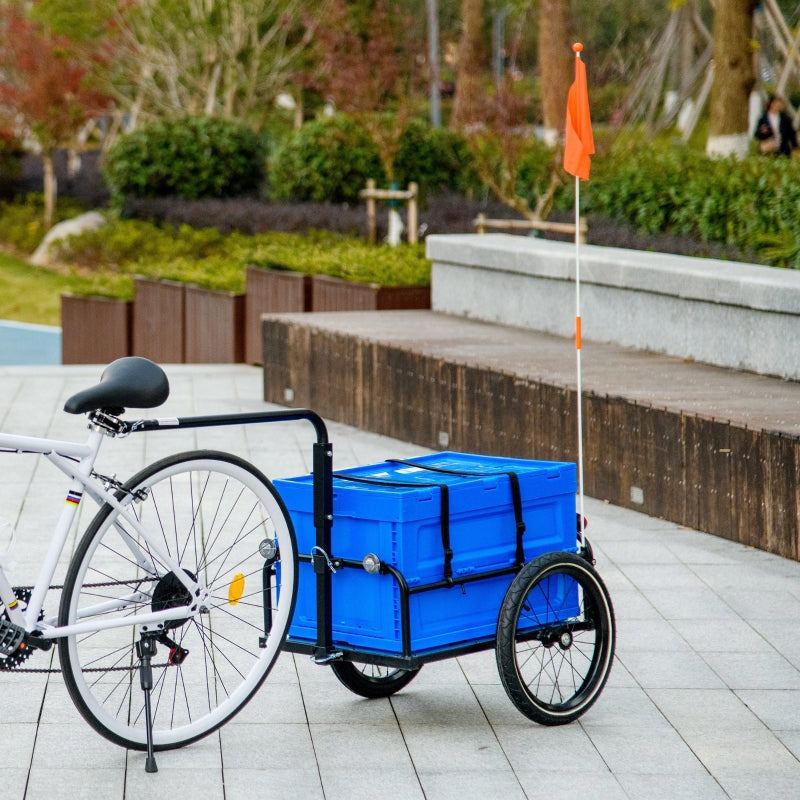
top-left (135, 632), bottom-right (159, 773)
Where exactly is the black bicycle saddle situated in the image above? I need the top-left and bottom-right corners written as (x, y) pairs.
top-left (64, 357), bottom-right (170, 415)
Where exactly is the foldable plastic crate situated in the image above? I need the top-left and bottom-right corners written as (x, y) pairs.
top-left (273, 452), bottom-right (577, 656)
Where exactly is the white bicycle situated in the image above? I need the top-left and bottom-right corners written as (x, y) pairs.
top-left (0, 357), bottom-right (309, 772)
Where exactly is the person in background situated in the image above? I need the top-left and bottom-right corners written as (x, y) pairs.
top-left (754, 95), bottom-right (798, 156)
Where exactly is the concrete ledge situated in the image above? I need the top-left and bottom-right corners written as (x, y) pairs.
top-left (426, 234), bottom-right (800, 380)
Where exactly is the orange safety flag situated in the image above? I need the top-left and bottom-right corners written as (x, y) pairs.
top-left (564, 44), bottom-right (594, 181)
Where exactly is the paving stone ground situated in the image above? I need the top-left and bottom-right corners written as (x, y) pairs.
top-left (0, 363), bottom-right (798, 800)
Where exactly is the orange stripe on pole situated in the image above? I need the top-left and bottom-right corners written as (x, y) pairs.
top-left (575, 316), bottom-right (582, 349)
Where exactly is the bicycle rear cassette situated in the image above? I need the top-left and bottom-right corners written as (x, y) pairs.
top-left (0, 588), bottom-right (41, 670)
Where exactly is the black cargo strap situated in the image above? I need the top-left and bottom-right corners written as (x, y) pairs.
top-left (387, 459), bottom-right (527, 567)
top-left (332, 473), bottom-right (454, 581)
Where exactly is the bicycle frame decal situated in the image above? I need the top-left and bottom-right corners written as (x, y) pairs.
top-left (65, 490), bottom-right (83, 506)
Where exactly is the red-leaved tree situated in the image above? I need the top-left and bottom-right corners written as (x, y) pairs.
top-left (0, 4), bottom-right (112, 228)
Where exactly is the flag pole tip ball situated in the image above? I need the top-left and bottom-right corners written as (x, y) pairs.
top-left (572, 43), bottom-right (583, 53)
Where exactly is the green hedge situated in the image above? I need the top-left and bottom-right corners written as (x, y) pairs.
top-left (49, 217), bottom-right (430, 297)
top-left (583, 137), bottom-right (800, 267)
top-left (103, 116), bottom-right (265, 202)
top-left (393, 121), bottom-right (480, 200)
top-left (269, 115), bottom-right (483, 204)
top-left (268, 115), bottom-right (385, 203)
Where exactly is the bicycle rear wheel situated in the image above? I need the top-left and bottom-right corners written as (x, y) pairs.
top-left (58, 450), bottom-right (297, 751)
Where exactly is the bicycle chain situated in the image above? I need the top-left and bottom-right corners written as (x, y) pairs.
top-left (1, 578), bottom-right (161, 675)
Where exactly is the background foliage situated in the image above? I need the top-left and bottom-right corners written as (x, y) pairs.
top-left (584, 136), bottom-right (800, 267)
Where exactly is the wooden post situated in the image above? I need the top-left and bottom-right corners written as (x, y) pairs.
top-left (472, 214), bottom-right (588, 240)
top-left (366, 179), bottom-right (377, 245)
top-left (408, 183), bottom-right (418, 244)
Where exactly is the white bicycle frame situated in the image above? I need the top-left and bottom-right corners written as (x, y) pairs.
top-left (0, 424), bottom-right (208, 641)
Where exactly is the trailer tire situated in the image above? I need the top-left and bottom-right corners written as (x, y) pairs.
top-left (330, 661), bottom-right (421, 698)
top-left (496, 551), bottom-right (614, 725)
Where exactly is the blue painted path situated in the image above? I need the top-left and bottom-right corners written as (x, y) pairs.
top-left (0, 320), bottom-right (61, 365)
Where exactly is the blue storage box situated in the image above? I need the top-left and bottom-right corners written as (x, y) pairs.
top-left (273, 452), bottom-right (577, 656)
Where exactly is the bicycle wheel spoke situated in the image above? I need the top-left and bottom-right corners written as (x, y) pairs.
top-left (193, 618), bottom-right (252, 681)
top-left (191, 619), bottom-right (235, 697)
top-left (205, 502), bottom-right (262, 586)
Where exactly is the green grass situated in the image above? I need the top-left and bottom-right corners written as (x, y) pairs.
top-left (0, 252), bottom-right (131, 326)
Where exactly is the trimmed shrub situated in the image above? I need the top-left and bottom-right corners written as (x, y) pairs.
top-left (53, 218), bottom-right (431, 295)
top-left (268, 114), bottom-right (385, 203)
top-left (392, 121), bottom-right (480, 200)
top-left (103, 115), bottom-right (265, 202)
top-left (119, 193), bottom-right (525, 239)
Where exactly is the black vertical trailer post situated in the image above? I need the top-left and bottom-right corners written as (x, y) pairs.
top-left (312, 440), bottom-right (335, 661)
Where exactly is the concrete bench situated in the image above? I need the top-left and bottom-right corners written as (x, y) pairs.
top-left (427, 233), bottom-right (800, 381)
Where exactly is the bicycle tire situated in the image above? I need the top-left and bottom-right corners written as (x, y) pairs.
top-left (58, 450), bottom-right (297, 751)
top-left (330, 660), bottom-right (421, 698)
top-left (495, 551), bottom-right (614, 725)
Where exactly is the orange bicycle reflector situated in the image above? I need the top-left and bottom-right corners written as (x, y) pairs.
top-left (228, 573), bottom-right (245, 605)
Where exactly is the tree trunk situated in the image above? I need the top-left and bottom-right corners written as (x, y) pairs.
top-left (707, 0), bottom-right (757, 158)
top-left (452, 0), bottom-right (486, 128)
top-left (42, 151), bottom-right (57, 230)
top-left (538, 0), bottom-right (571, 146)
top-left (427, 0), bottom-right (442, 128)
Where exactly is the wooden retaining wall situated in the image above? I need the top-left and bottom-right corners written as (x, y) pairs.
top-left (132, 277), bottom-right (186, 363)
top-left (62, 270), bottom-right (430, 365)
top-left (185, 286), bottom-right (244, 363)
top-left (60, 295), bottom-right (132, 365)
top-left (262, 319), bottom-right (799, 562)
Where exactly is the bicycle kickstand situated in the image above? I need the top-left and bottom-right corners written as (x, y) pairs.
top-left (135, 632), bottom-right (159, 773)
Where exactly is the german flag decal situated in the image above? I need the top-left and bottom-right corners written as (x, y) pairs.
top-left (66, 490), bottom-right (83, 506)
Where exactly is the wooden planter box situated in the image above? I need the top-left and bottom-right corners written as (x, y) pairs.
top-left (132, 277), bottom-right (185, 363)
top-left (245, 266), bottom-right (312, 364)
top-left (310, 274), bottom-right (431, 312)
top-left (185, 285), bottom-right (245, 363)
top-left (125, 272), bottom-right (429, 366)
top-left (61, 294), bottom-right (132, 364)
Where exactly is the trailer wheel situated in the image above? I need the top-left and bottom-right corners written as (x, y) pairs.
top-left (496, 551), bottom-right (615, 725)
top-left (330, 661), bottom-right (421, 698)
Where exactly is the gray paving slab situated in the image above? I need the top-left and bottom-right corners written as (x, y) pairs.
top-left (0, 363), bottom-right (798, 799)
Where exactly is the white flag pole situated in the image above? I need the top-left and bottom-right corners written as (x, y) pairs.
top-left (566, 41), bottom-right (591, 545)
top-left (574, 171), bottom-right (585, 543)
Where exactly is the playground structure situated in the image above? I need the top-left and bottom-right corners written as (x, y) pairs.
top-left (622, 0), bottom-right (800, 139)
